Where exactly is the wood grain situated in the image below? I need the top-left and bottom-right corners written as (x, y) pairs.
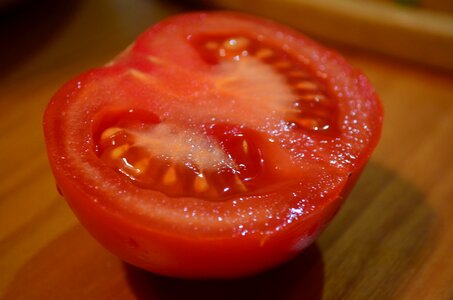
top-left (204, 0), bottom-right (453, 70)
top-left (1, 1), bottom-right (452, 299)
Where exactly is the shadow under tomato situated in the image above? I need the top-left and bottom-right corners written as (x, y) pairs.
top-left (124, 244), bottom-right (324, 300)
top-left (318, 161), bottom-right (438, 299)
top-left (3, 163), bottom-right (437, 300)
top-left (0, 0), bottom-right (80, 80)
top-left (2, 222), bottom-right (323, 300)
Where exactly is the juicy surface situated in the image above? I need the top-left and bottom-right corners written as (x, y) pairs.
top-left (45, 12), bottom-right (382, 237)
top-left (94, 32), bottom-right (343, 199)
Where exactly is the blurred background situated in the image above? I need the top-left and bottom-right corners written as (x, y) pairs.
top-left (1, 0), bottom-right (452, 299)
top-left (1, 0), bottom-right (453, 77)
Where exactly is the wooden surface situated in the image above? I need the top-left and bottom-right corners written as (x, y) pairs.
top-left (1, 0), bottom-right (452, 299)
top-left (206, 0), bottom-right (453, 70)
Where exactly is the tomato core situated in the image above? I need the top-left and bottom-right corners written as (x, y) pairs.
top-left (95, 108), bottom-right (276, 199)
top-left (193, 35), bottom-right (339, 134)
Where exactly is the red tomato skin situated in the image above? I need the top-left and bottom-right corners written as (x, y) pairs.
top-left (43, 11), bottom-right (383, 278)
top-left (54, 168), bottom-right (347, 278)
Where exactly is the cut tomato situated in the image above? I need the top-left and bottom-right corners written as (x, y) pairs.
top-left (43, 12), bottom-right (382, 278)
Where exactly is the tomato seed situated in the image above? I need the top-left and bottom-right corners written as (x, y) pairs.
top-left (129, 69), bottom-right (155, 83)
top-left (293, 118), bottom-right (319, 130)
top-left (242, 140), bottom-right (249, 154)
top-left (288, 70), bottom-right (308, 78)
top-left (291, 117), bottom-right (332, 132)
top-left (234, 175), bottom-right (247, 192)
top-left (194, 173), bottom-right (209, 193)
top-left (111, 144), bottom-right (130, 159)
top-left (133, 158), bottom-right (149, 174)
top-left (295, 81), bottom-right (319, 91)
top-left (204, 41), bottom-right (219, 50)
top-left (274, 61), bottom-right (291, 69)
top-left (162, 166), bottom-right (177, 185)
top-left (147, 55), bottom-right (164, 65)
top-left (298, 94), bottom-right (327, 102)
top-left (255, 48), bottom-right (273, 59)
top-left (223, 37), bottom-right (250, 51)
top-left (101, 127), bottom-right (123, 141)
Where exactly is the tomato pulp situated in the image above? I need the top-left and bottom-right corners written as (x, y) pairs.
top-left (43, 12), bottom-right (383, 278)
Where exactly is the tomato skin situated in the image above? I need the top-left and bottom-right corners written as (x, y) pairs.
top-left (55, 166), bottom-right (345, 278)
top-left (44, 11), bottom-right (382, 278)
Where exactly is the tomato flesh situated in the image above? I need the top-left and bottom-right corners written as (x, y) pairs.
top-left (193, 34), bottom-right (338, 134)
top-left (43, 12), bottom-right (383, 278)
top-left (95, 33), bottom-right (340, 199)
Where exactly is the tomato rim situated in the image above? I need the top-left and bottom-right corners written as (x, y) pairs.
top-left (43, 11), bottom-right (383, 242)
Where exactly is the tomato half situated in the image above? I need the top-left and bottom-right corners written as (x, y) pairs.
top-left (43, 12), bottom-right (382, 278)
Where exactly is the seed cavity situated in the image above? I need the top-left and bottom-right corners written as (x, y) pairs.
top-left (195, 35), bottom-right (337, 134)
top-left (97, 121), bottom-right (264, 199)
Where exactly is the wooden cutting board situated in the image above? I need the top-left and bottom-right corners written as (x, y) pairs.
top-left (1, 1), bottom-right (452, 299)
top-left (204, 0), bottom-right (453, 70)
